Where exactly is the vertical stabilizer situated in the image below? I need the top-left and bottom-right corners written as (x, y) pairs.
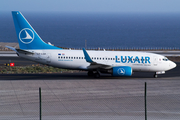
top-left (12, 11), bottom-right (62, 50)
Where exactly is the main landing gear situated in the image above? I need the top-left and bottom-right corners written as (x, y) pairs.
top-left (154, 73), bottom-right (158, 78)
top-left (88, 71), bottom-right (100, 78)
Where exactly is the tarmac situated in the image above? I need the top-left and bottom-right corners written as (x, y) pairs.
top-left (0, 66), bottom-right (180, 119)
top-left (0, 52), bottom-right (180, 119)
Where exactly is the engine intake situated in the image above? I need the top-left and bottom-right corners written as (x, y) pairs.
top-left (112, 66), bottom-right (132, 76)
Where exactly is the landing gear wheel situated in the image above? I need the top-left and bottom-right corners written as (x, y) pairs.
top-left (94, 72), bottom-right (100, 78)
top-left (154, 74), bottom-right (158, 78)
top-left (88, 71), bottom-right (94, 77)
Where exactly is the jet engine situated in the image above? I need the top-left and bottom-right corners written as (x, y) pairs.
top-left (112, 66), bottom-right (132, 76)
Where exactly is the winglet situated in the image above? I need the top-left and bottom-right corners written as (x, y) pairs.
top-left (82, 48), bottom-right (94, 63)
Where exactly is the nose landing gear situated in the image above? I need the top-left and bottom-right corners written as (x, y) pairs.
top-left (154, 71), bottom-right (165, 78)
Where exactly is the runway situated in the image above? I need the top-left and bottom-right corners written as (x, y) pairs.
top-left (0, 68), bottom-right (180, 119)
top-left (0, 56), bottom-right (180, 119)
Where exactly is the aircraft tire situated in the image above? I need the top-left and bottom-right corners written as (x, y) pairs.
top-left (154, 74), bottom-right (158, 78)
top-left (94, 72), bottom-right (100, 78)
top-left (88, 71), bottom-right (94, 76)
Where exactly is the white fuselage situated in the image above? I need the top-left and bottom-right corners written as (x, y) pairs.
top-left (18, 49), bottom-right (176, 72)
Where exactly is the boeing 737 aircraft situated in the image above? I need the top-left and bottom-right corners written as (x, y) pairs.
top-left (6, 11), bottom-right (176, 78)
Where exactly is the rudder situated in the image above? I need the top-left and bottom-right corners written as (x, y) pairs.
top-left (12, 11), bottom-right (61, 50)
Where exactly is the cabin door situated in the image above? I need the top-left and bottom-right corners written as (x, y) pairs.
top-left (46, 53), bottom-right (51, 63)
top-left (153, 56), bottom-right (158, 66)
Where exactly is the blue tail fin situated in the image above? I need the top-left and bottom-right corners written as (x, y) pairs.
top-left (12, 11), bottom-right (62, 50)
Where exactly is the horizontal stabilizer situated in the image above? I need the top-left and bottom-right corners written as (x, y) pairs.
top-left (6, 46), bottom-right (34, 55)
top-left (5, 46), bottom-right (18, 53)
top-left (16, 49), bottom-right (34, 55)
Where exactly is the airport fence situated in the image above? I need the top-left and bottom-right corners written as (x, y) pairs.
top-left (0, 81), bottom-right (179, 120)
top-left (62, 47), bottom-right (180, 51)
top-left (1, 46), bottom-right (180, 51)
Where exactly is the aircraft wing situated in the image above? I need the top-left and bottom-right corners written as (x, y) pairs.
top-left (82, 48), bottom-right (112, 69)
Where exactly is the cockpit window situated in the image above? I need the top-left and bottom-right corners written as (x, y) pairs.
top-left (162, 57), bottom-right (168, 61)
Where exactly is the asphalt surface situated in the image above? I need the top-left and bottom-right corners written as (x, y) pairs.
top-left (0, 58), bottom-right (180, 120)
top-left (0, 75), bottom-right (180, 120)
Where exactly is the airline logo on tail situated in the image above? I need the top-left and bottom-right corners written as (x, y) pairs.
top-left (19, 28), bottom-right (34, 44)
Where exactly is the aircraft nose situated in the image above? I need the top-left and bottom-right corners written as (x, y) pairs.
top-left (169, 61), bottom-right (176, 69)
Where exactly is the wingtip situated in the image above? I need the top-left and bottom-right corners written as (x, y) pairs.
top-left (12, 11), bottom-right (21, 15)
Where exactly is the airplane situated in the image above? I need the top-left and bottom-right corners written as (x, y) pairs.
top-left (6, 11), bottom-right (176, 78)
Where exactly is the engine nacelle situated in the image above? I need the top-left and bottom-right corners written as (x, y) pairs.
top-left (112, 66), bottom-right (132, 77)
